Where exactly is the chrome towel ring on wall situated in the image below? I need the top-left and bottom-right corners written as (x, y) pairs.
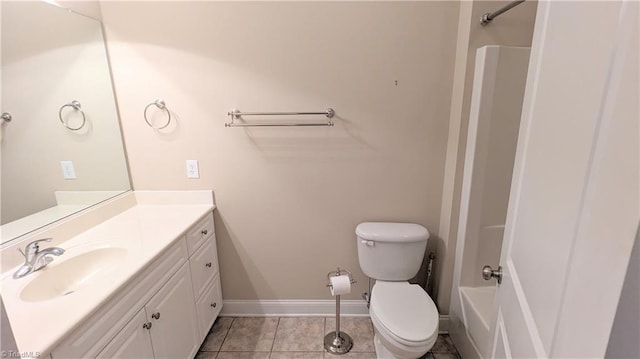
top-left (58, 100), bottom-right (86, 131)
top-left (144, 100), bottom-right (171, 129)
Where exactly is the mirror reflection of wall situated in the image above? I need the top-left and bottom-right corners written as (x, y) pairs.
top-left (0, 1), bottom-right (130, 244)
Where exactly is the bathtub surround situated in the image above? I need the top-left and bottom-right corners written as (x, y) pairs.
top-left (100, 2), bottom-right (459, 305)
top-left (455, 46), bottom-right (530, 287)
top-left (449, 1), bottom-right (638, 357)
top-left (449, 45), bottom-right (530, 358)
top-left (437, 0), bottom-right (537, 315)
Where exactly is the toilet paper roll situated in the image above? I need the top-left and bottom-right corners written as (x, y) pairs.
top-left (329, 274), bottom-right (352, 296)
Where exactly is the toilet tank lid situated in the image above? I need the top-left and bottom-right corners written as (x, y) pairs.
top-left (356, 222), bottom-right (429, 243)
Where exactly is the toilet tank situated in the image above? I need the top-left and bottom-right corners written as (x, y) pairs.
top-left (356, 222), bottom-right (429, 281)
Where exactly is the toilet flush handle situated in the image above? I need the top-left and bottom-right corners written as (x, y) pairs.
top-left (360, 240), bottom-right (375, 247)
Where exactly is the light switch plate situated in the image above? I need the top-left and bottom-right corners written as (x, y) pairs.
top-left (60, 160), bottom-right (76, 179)
top-left (186, 160), bottom-right (199, 178)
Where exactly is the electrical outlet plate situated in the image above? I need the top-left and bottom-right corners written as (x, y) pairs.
top-left (60, 160), bottom-right (76, 179)
top-left (186, 160), bottom-right (199, 178)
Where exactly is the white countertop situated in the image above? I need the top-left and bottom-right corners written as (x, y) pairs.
top-left (0, 191), bottom-right (215, 358)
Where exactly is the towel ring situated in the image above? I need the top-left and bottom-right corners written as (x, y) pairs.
top-left (58, 101), bottom-right (86, 131)
top-left (144, 100), bottom-right (171, 129)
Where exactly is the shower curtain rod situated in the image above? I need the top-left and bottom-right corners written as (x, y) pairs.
top-left (480, 0), bottom-right (526, 26)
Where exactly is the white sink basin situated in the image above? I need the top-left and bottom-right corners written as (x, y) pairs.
top-left (20, 247), bottom-right (127, 302)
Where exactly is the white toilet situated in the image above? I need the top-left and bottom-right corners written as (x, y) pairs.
top-left (356, 222), bottom-right (439, 359)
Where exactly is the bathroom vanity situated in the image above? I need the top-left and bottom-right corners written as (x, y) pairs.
top-left (0, 6), bottom-right (212, 357)
top-left (0, 191), bottom-right (221, 359)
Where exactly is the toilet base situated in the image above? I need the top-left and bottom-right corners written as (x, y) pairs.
top-left (375, 334), bottom-right (401, 359)
top-left (373, 333), bottom-right (431, 359)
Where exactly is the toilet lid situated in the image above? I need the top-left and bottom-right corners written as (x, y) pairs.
top-left (370, 282), bottom-right (438, 343)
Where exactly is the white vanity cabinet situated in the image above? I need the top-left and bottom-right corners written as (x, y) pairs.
top-left (50, 211), bottom-right (221, 359)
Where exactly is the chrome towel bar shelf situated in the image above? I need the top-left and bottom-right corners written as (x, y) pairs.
top-left (225, 108), bottom-right (335, 127)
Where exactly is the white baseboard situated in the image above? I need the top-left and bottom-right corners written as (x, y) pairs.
top-left (220, 300), bottom-right (370, 317)
top-left (219, 300), bottom-right (450, 333)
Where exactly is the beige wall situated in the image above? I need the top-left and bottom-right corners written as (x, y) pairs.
top-left (100, 1), bottom-right (459, 301)
top-left (437, 0), bottom-right (537, 314)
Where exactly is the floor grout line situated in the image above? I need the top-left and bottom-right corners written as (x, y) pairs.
top-left (216, 317), bottom-right (234, 353)
top-left (269, 316), bottom-right (281, 354)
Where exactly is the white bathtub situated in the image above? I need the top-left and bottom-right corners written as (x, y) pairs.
top-left (459, 286), bottom-right (496, 356)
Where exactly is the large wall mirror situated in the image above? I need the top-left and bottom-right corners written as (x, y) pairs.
top-left (0, 1), bottom-right (130, 245)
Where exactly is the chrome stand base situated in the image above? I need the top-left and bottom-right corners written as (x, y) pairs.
top-left (324, 332), bottom-right (353, 355)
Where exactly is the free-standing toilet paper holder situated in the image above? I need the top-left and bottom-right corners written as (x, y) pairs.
top-left (324, 267), bottom-right (357, 355)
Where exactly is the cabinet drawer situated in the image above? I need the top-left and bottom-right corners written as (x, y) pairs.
top-left (189, 237), bottom-right (219, 299)
top-left (185, 213), bottom-right (214, 254)
top-left (195, 274), bottom-right (223, 340)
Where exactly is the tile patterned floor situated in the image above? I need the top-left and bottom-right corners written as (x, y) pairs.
top-left (196, 317), bottom-right (461, 359)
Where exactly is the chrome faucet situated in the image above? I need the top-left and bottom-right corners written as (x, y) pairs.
top-left (13, 238), bottom-right (65, 279)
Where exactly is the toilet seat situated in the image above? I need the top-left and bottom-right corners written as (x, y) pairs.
top-left (370, 281), bottom-right (438, 348)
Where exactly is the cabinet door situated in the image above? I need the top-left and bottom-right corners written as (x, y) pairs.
top-left (97, 309), bottom-right (154, 359)
top-left (146, 263), bottom-right (200, 359)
